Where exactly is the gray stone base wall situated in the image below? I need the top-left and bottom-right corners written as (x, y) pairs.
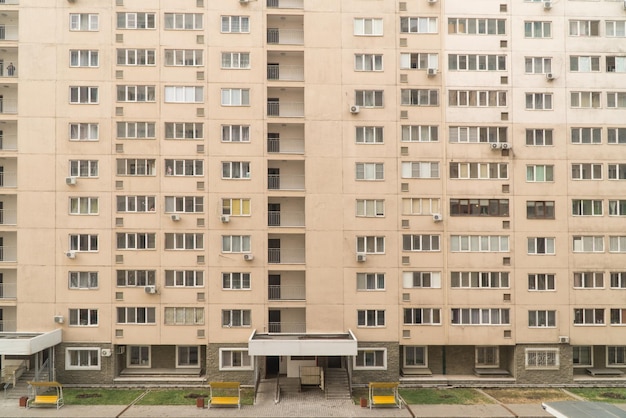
top-left (206, 343), bottom-right (255, 385)
top-left (55, 343), bottom-right (115, 385)
top-left (514, 344), bottom-right (573, 384)
top-left (351, 342), bottom-right (399, 384)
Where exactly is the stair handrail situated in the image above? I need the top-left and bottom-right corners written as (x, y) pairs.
top-left (274, 375), bottom-right (280, 404)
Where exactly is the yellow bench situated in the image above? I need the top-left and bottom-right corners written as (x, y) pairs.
top-left (368, 382), bottom-right (401, 409)
top-left (26, 381), bottom-right (64, 410)
top-left (208, 382), bottom-right (241, 409)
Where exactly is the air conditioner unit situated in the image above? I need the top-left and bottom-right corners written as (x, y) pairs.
top-left (116, 346), bottom-right (126, 355)
top-left (239, 0), bottom-right (249, 3)
top-left (546, 73), bottom-right (555, 81)
top-left (501, 143), bottom-right (511, 150)
top-left (356, 253), bottom-right (367, 262)
top-left (221, 215), bottom-right (230, 223)
top-left (66, 177), bottom-right (77, 185)
top-left (559, 336), bottom-right (569, 344)
top-left (427, 68), bottom-right (437, 76)
top-left (623, 0), bottom-right (626, 10)
top-left (171, 214), bottom-right (181, 221)
top-left (490, 142), bottom-right (501, 150)
top-left (65, 251), bottom-right (76, 259)
top-left (428, 0), bottom-right (437, 3)
top-left (144, 285), bottom-right (157, 294)
top-left (350, 105), bottom-right (360, 114)
top-left (53, 315), bottom-right (64, 324)
top-left (543, 0), bottom-right (552, 9)
top-left (243, 254), bottom-right (254, 261)
top-left (432, 213), bottom-right (443, 222)
top-left (101, 349), bottom-right (112, 357)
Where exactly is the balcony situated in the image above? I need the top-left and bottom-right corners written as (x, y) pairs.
top-left (0, 282), bottom-right (14, 299)
top-left (268, 271), bottom-right (305, 300)
top-left (267, 15), bottom-right (303, 46)
top-left (0, 318), bottom-right (15, 331)
top-left (268, 234), bottom-right (305, 264)
top-left (267, 0), bottom-right (304, 9)
top-left (267, 123), bottom-right (304, 155)
top-left (267, 64), bottom-right (304, 82)
top-left (267, 87), bottom-right (304, 118)
top-left (268, 308), bottom-right (306, 333)
top-left (268, 160), bottom-right (305, 191)
top-left (0, 1), bottom-right (20, 5)
top-left (268, 197), bottom-right (305, 227)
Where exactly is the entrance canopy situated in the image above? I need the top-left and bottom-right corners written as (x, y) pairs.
top-left (0, 329), bottom-right (62, 355)
top-left (248, 329), bottom-right (357, 356)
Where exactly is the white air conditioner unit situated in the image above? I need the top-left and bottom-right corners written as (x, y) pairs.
top-left (53, 315), bottom-right (64, 324)
top-left (221, 215), bottom-right (230, 223)
top-left (490, 142), bottom-right (501, 150)
top-left (427, 68), bottom-right (437, 76)
top-left (171, 214), bottom-right (181, 221)
top-left (432, 213), bottom-right (443, 222)
top-left (66, 177), bottom-right (77, 185)
top-left (546, 73), bottom-right (555, 81)
top-left (240, 0), bottom-right (249, 3)
top-left (356, 253), bottom-right (367, 262)
top-left (559, 336), bottom-right (569, 344)
top-left (501, 143), bottom-right (511, 150)
top-left (243, 254), bottom-right (254, 261)
top-left (428, 0), bottom-right (438, 3)
top-left (101, 349), bottom-right (112, 357)
top-left (623, 0), bottom-right (626, 10)
top-left (144, 285), bottom-right (157, 294)
top-left (349, 105), bottom-right (360, 114)
top-left (65, 251), bottom-right (76, 259)
top-left (116, 346), bottom-right (126, 355)
top-left (543, 0), bottom-right (552, 9)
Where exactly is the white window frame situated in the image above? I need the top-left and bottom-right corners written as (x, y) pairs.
top-left (68, 271), bottom-right (99, 290)
top-left (116, 85), bottom-right (156, 102)
top-left (356, 236), bottom-right (385, 254)
top-left (402, 234), bottom-right (441, 252)
top-left (573, 346), bottom-right (593, 367)
top-left (450, 162), bottom-right (508, 180)
top-left (116, 12), bottom-right (156, 30)
top-left (475, 346), bottom-right (499, 368)
top-left (164, 233), bottom-right (204, 250)
top-left (221, 198), bottom-right (251, 216)
top-left (608, 128), bottom-right (626, 144)
top-left (610, 236), bottom-right (626, 253)
top-left (525, 93), bottom-right (553, 110)
top-left (117, 49), bottom-right (156, 66)
top-left (221, 88), bottom-right (250, 106)
top-left (609, 164), bottom-right (626, 180)
top-left (448, 18), bottom-right (506, 35)
top-left (219, 348), bottom-right (253, 370)
top-left (116, 159), bottom-right (156, 176)
top-left (527, 237), bottom-right (556, 255)
top-left (570, 56), bottom-right (600, 72)
top-left (164, 13), bottom-right (203, 30)
top-left (354, 18), bottom-right (383, 36)
top-left (571, 127), bottom-right (602, 144)
top-left (165, 196), bottom-right (204, 213)
top-left (400, 53), bottom-right (438, 70)
top-left (176, 346), bottom-right (201, 368)
top-left (164, 122), bottom-right (203, 140)
top-left (611, 272), bottom-right (626, 289)
top-left (221, 16), bottom-right (250, 33)
top-left (164, 86), bottom-right (203, 103)
top-left (449, 126), bottom-right (507, 144)
top-left (572, 199), bottom-right (603, 216)
top-left (451, 308), bottom-right (510, 325)
top-left (524, 21), bottom-right (552, 38)
top-left (571, 91), bottom-right (601, 108)
top-left (525, 348), bottom-right (559, 369)
top-left (401, 89), bottom-right (439, 106)
top-left (69, 197), bottom-right (99, 215)
top-left (221, 52), bottom-right (250, 69)
top-left (70, 50), bottom-right (99, 67)
top-left (450, 235), bottom-right (509, 252)
top-left (222, 125), bottom-right (250, 142)
top-left (355, 126), bottom-right (384, 144)
top-left (606, 21), bottom-right (626, 38)
top-left (403, 271), bottom-right (443, 289)
top-left (116, 233), bottom-right (156, 250)
top-left (69, 234), bottom-right (98, 252)
top-left (116, 270), bottom-right (156, 287)
top-left (403, 308), bottom-right (441, 325)
top-left (356, 273), bottom-right (385, 291)
top-left (450, 271), bottom-right (510, 289)
top-left (357, 310), bottom-right (385, 327)
top-left (528, 273), bottom-right (556, 291)
top-left (525, 57), bottom-right (552, 74)
top-left (526, 165), bottom-right (554, 182)
top-left (222, 161), bottom-right (251, 179)
top-left (164, 308), bottom-right (204, 325)
top-left (573, 272), bottom-right (605, 289)
top-left (528, 310), bottom-right (556, 328)
top-left (70, 13), bottom-right (99, 31)
top-left (117, 307), bottom-right (156, 325)
top-left (65, 348), bottom-right (101, 370)
top-left (572, 235), bottom-right (604, 253)
top-left (354, 54), bottom-right (383, 71)
top-left (401, 162), bottom-right (440, 179)
top-left (400, 17), bottom-right (438, 34)
top-left (356, 163), bottom-right (384, 180)
top-left (448, 54), bottom-right (506, 71)
top-left (574, 308), bottom-right (605, 325)
top-left (164, 270), bottom-right (204, 287)
top-left (69, 123), bottom-right (99, 141)
top-left (69, 86), bottom-right (98, 104)
top-left (569, 20), bottom-right (600, 37)
top-left (355, 90), bottom-right (384, 108)
top-left (607, 346), bottom-right (626, 366)
top-left (164, 49), bottom-right (203, 66)
top-left (401, 198), bottom-right (441, 215)
top-left (222, 272), bottom-right (251, 290)
top-left (403, 346), bottom-right (427, 368)
top-left (222, 235), bottom-right (251, 253)
top-left (355, 199), bottom-right (384, 217)
top-left (116, 196), bottom-right (156, 213)
top-left (164, 159), bottom-right (204, 177)
top-left (402, 125), bottom-right (439, 142)
top-left (607, 92), bottom-right (626, 109)
top-left (69, 308), bottom-right (98, 326)
top-left (116, 122), bottom-right (156, 139)
top-left (222, 310), bottom-right (251, 327)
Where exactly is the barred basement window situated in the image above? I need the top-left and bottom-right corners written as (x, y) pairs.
top-left (525, 348), bottom-right (559, 369)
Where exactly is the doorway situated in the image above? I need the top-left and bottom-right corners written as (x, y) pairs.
top-left (269, 310), bottom-right (281, 333)
top-left (268, 132), bottom-right (280, 153)
top-left (268, 168), bottom-right (280, 190)
top-left (268, 274), bottom-right (281, 300)
top-left (327, 356), bottom-right (342, 368)
top-left (268, 203), bottom-right (280, 226)
top-left (268, 239), bottom-right (281, 263)
top-left (266, 356), bottom-right (280, 378)
top-left (268, 98), bottom-right (279, 116)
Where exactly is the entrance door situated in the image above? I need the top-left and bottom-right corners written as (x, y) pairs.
top-left (327, 356), bottom-right (342, 368)
top-left (268, 203), bottom-right (280, 226)
top-left (269, 310), bottom-right (281, 333)
top-left (267, 132), bottom-right (280, 153)
top-left (266, 356), bottom-right (280, 378)
top-left (267, 62), bottom-right (279, 80)
top-left (268, 168), bottom-right (280, 190)
top-left (268, 274), bottom-right (281, 300)
top-left (267, 28), bottom-right (279, 44)
top-left (268, 238), bottom-right (281, 263)
top-left (268, 98), bottom-right (279, 116)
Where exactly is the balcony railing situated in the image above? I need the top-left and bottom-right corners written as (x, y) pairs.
top-left (268, 210), bottom-right (305, 227)
top-left (0, 208), bottom-right (16, 225)
top-left (267, 0), bottom-right (304, 9)
top-left (0, 245), bottom-right (16, 262)
top-left (268, 322), bottom-right (306, 334)
top-left (0, 0), bottom-right (20, 5)
top-left (268, 174), bottom-right (305, 191)
top-left (0, 282), bottom-right (15, 298)
top-left (0, 99), bottom-right (17, 114)
top-left (0, 135), bottom-right (17, 151)
top-left (0, 172), bottom-right (16, 188)
top-left (0, 319), bottom-right (15, 331)
top-left (267, 65), bottom-right (304, 82)
top-left (267, 28), bottom-right (304, 45)
top-left (267, 137), bottom-right (304, 154)
top-left (268, 248), bottom-right (305, 264)
top-left (267, 101), bottom-right (304, 118)
top-left (268, 285), bottom-right (305, 300)
top-left (0, 25), bottom-right (18, 41)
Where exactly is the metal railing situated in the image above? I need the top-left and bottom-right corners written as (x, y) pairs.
top-left (0, 26), bottom-right (18, 41)
top-left (268, 322), bottom-right (306, 334)
top-left (267, 0), bottom-right (304, 9)
top-left (0, 0), bottom-right (20, 5)
top-left (0, 135), bottom-right (17, 151)
top-left (0, 99), bottom-right (17, 114)
top-left (267, 28), bottom-right (304, 45)
top-left (268, 174), bottom-right (305, 190)
top-left (0, 172), bottom-right (17, 188)
top-left (268, 285), bottom-right (306, 300)
top-left (267, 137), bottom-right (304, 154)
top-left (268, 248), bottom-right (305, 264)
top-left (268, 210), bottom-right (305, 227)
top-left (267, 101), bottom-right (304, 118)
top-left (0, 282), bottom-right (16, 298)
top-left (0, 245), bottom-right (17, 262)
top-left (0, 319), bottom-right (15, 331)
top-left (267, 65), bottom-right (304, 81)
top-left (0, 208), bottom-right (17, 225)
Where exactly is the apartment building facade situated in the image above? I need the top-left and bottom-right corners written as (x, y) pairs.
top-left (1, 0), bottom-right (626, 388)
